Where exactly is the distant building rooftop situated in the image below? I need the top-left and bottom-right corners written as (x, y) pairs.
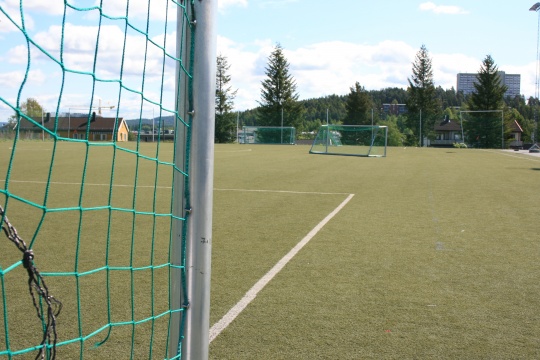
top-left (382, 103), bottom-right (407, 115)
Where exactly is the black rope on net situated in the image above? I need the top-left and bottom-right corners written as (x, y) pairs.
top-left (0, 205), bottom-right (62, 360)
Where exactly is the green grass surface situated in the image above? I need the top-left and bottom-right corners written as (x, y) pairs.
top-left (1, 141), bottom-right (175, 359)
top-left (210, 145), bottom-right (540, 359)
top-left (2, 142), bottom-right (540, 358)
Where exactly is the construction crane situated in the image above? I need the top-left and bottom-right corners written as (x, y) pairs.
top-left (65, 99), bottom-right (116, 138)
top-left (67, 99), bottom-right (115, 116)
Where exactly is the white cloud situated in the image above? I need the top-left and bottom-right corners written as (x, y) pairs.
top-left (9, 23), bottom-right (175, 81)
top-left (2, 21), bottom-right (179, 118)
top-left (259, 0), bottom-right (299, 8)
top-left (216, 37), bottom-right (540, 111)
top-left (1, 0), bottom-right (64, 16)
top-left (218, 37), bottom-right (419, 110)
top-left (431, 53), bottom-right (479, 89)
top-left (0, 0), bottom-right (36, 32)
top-left (0, 69), bottom-right (46, 88)
top-left (94, 0), bottom-right (177, 21)
top-left (288, 41), bottom-right (418, 100)
top-left (419, 2), bottom-right (468, 15)
top-left (502, 62), bottom-right (537, 100)
top-left (219, 0), bottom-right (248, 11)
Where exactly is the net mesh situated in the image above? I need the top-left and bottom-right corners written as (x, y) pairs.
top-left (310, 125), bottom-right (387, 157)
top-left (0, 1), bottom-right (194, 359)
top-left (241, 126), bottom-right (296, 144)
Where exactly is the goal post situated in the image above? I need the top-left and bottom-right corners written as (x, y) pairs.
top-left (174, 1), bottom-right (216, 359)
top-left (240, 126), bottom-right (296, 144)
top-left (309, 125), bottom-right (388, 157)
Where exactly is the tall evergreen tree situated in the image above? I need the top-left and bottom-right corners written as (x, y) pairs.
top-left (215, 54), bottom-right (237, 143)
top-left (406, 44), bottom-right (439, 146)
top-left (343, 82), bottom-right (373, 125)
top-left (466, 55), bottom-right (507, 148)
top-left (257, 44), bottom-right (303, 132)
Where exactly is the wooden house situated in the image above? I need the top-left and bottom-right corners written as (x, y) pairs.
top-left (507, 119), bottom-right (524, 149)
top-left (16, 113), bottom-right (129, 141)
top-left (432, 116), bottom-right (524, 148)
top-left (432, 116), bottom-right (463, 147)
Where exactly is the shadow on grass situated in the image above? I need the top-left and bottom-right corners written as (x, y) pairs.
top-left (531, 168), bottom-right (540, 171)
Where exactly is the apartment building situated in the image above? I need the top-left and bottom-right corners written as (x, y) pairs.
top-left (457, 71), bottom-right (520, 98)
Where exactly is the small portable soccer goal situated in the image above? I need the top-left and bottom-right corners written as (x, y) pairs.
top-left (240, 126), bottom-right (296, 144)
top-left (309, 125), bottom-right (387, 157)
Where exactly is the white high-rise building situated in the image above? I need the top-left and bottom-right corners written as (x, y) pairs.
top-left (457, 72), bottom-right (521, 98)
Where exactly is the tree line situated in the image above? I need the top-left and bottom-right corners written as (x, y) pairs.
top-left (216, 43), bottom-right (540, 148)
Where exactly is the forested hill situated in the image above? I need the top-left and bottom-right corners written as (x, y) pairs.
top-left (239, 86), bottom-right (467, 129)
top-left (125, 116), bottom-right (175, 130)
top-left (239, 87), bottom-right (410, 127)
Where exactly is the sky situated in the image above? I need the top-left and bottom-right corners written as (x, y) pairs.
top-left (1, 0), bottom-right (540, 121)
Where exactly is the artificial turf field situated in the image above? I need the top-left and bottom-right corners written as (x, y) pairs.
top-left (210, 144), bottom-right (540, 359)
top-left (1, 141), bottom-right (540, 359)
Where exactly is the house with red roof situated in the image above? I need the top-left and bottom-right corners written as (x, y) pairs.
top-left (431, 115), bottom-right (523, 148)
top-left (16, 112), bottom-right (129, 141)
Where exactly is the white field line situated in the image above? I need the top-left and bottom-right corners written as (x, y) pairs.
top-left (1, 175), bottom-right (353, 340)
top-left (0, 180), bottom-right (350, 196)
top-left (0, 179), bottom-right (170, 189)
top-left (483, 149), bottom-right (540, 161)
top-left (215, 149), bottom-right (252, 153)
top-left (209, 193), bottom-right (355, 343)
top-left (214, 188), bottom-right (351, 196)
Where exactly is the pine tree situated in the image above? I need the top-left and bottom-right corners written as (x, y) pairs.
top-left (343, 82), bottom-right (372, 125)
top-left (215, 54), bottom-right (237, 143)
top-left (257, 44), bottom-right (303, 132)
top-left (406, 45), bottom-right (439, 146)
top-left (466, 55), bottom-right (507, 148)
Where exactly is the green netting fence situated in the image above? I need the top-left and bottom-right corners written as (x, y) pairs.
top-left (0, 1), bottom-right (215, 359)
top-left (310, 125), bottom-right (387, 157)
top-left (240, 126), bottom-right (296, 145)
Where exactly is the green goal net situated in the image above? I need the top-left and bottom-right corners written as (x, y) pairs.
top-left (310, 125), bottom-right (387, 157)
top-left (0, 1), bottom-right (215, 359)
top-left (240, 126), bottom-right (296, 144)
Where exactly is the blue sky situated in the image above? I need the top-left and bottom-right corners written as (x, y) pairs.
top-left (1, 0), bottom-right (539, 121)
top-left (218, 0), bottom-right (540, 109)
top-left (0, 0), bottom-right (177, 121)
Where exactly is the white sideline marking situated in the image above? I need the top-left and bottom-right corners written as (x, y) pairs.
top-left (215, 149), bottom-right (252, 153)
top-left (0, 179), bottom-right (170, 189)
top-left (482, 149), bottom-right (540, 161)
top-left (0, 180), bottom-right (350, 196)
top-left (214, 188), bottom-right (350, 196)
top-left (209, 193), bottom-right (355, 343)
